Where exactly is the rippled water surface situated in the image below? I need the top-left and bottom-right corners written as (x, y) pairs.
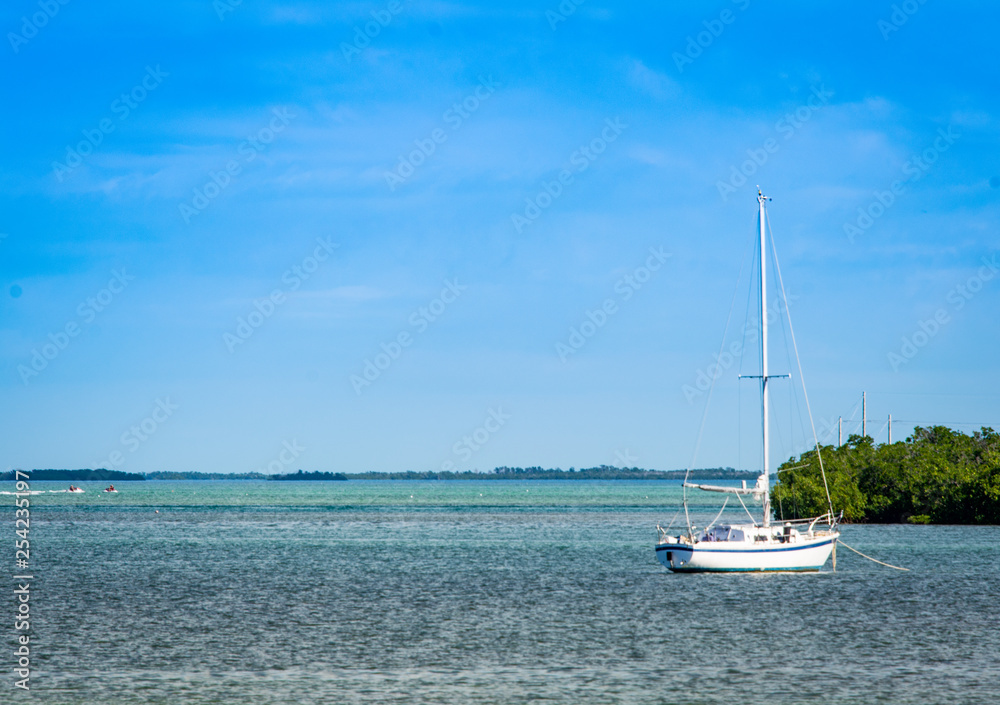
top-left (17, 480), bottom-right (1000, 703)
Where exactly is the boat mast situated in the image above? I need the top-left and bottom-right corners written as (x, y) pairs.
top-left (758, 189), bottom-right (771, 527)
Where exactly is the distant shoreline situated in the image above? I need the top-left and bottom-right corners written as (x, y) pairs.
top-left (4, 467), bottom-right (758, 482)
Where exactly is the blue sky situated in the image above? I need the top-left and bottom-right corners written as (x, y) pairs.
top-left (2, 0), bottom-right (998, 474)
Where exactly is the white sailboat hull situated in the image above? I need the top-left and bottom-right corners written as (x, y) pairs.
top-left (655, 533), bottom-right (838, 573)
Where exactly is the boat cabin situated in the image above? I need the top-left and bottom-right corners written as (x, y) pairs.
top-left (699, 525), bottom-right (746, 543)
top-left (692, 523), bottom-right (803, 545)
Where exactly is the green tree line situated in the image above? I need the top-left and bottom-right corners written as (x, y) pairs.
top-left (772, 426), bottom-right (1000, 524)
top-left (1, 469), bottom-right (145, 482)
top-left (346, 466), bottom-right (756, 480)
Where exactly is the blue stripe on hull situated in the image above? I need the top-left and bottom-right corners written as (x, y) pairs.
top-left (655, 538), bottom-right (833, 555)
top-left (667, 566), bottom-right (823, 573)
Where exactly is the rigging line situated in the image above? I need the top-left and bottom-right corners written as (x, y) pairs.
top-left (771, 395), bottom-right (789, 459)
top-left (837, 539), bottom-right (910, 571)
top-left (776, 464), bottom-right (811, 473)
top-left (789, 362), bottom-right (800, 456)
top-left (683, 215), bottom-right (758, 533)
top-left (765, 243), bottom-right (790, 468)
top-left (706, 497), bottom-right (730, 531)
top-left (662, 506), bottom-right (683, 534)
top-left (766, 211), bottom-right (835, 520)
top-left (767, 233), bottom-right (799, 457)
top-left (735, 491), bottom-right (757, 524)
top-left (788, 371), bottom-right (793, 451)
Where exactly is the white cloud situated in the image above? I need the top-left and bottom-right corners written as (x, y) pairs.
top-left (624, 58), bottom-right (679, 100)
top-left (295, 285), bottom-right (388, 301)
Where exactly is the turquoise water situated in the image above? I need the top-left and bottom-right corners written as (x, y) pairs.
top-left (16, 480), bottom-right (1000, 703)
top-left (23, 478), bottom-right (704, 507)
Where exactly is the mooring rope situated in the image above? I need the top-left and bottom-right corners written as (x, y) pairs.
top-left (837, 539), bottom-right (909, 571)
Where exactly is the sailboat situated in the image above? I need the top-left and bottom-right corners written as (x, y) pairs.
top-left (655, 190), bottom-right (840, 573)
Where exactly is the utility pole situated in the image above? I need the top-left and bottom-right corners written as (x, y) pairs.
top-left (838, 417), bottom-right (843, 446)
top-left (888, 414), bottom-right (892, 444)
top-left (862, 391), bottom-right (867, 438)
